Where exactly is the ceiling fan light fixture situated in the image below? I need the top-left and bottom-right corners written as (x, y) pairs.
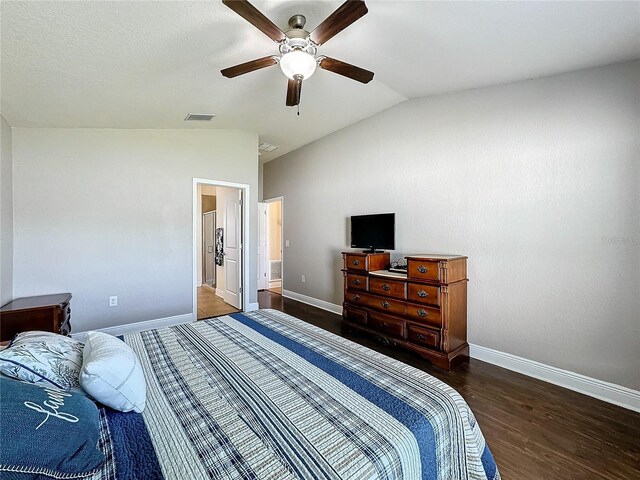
top-left (279, 50), bottom-right (317, 80)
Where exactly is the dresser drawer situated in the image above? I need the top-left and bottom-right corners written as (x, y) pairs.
top-left (407, 324), bottom-right (440, 350)
top-left (407, 259), bottom-right (440, 282)
top-left (346, 292), bottom-right (406, 316)
top-left (406, 303), bottom-right (441, 328)
top-left (345, 290), bottom-right (368, 307)
top-left (344, 305), bottom-right (367, 326)
top-left (365, 293), bottom-right (406, 316)
top-left (368, 312), bottom-right (405, 338)
top-left (345, 254), bottom-right (367, 271)
top-left (407, 284), bottom-right (440, 306)
top-left (369, 277), bottom-right (406, 299)
top-left (346, 273), bottom-right (368, 292)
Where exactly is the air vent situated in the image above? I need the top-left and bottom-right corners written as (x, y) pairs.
top-left (185, 113), bottom-right (215, 121)
top-left (259, 142), bottom-right (279, 152)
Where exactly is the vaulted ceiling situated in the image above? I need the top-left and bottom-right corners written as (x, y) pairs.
top-left (2, 1), bottom-right (639, 162)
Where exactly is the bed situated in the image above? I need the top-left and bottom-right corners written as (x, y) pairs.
top-left (90, 309), bottom-right (499, 480)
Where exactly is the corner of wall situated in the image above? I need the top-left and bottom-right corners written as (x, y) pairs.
top-left (0, 115), bottom-right (13, 305)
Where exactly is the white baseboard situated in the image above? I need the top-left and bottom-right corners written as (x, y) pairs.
top-left (282, 289), bottom-right (343, 315)
top-left (280, 291), bottom-right (639, 412)
top-left (470, 344), bottom-right (640, 412)
top-left (246, 302), bottom-right (259, 312)
top-left (72, 313), bottom-right (195, 341)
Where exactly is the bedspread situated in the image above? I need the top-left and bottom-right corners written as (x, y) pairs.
top-left (91, 309), bottom-right (499, 480)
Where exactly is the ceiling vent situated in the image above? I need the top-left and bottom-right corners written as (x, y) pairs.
top-left (259, 142), bottom-right (279, 152)
top-left (185, 113), bottom-right (215, 121)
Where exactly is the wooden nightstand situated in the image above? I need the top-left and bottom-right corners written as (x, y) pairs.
top-left (0, 293), bottom-right (72, 342)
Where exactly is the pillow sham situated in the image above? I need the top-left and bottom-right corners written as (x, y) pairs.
top-left (0, 375), bottom-right (104, 478)
top-left (80, 331), bottom-right (147, 413)
top-left (0, 331), bottom-right (83, 389)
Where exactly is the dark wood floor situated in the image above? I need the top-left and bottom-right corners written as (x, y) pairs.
top-left (258, 291), bottom-right (640, 480)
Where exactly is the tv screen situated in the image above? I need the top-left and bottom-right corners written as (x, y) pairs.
top-left (350, 213), bottom-right (395, 251)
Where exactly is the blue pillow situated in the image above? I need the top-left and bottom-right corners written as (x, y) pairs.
top-left (0, 376), bottom-right (105, 479)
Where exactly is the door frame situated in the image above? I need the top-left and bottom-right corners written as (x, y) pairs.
top-left (264, 196), bottom-right (284, 294)
top-left (193, 178), bottom-right (251, 318)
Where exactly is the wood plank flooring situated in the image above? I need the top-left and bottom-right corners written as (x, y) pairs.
top-left (258, 290), bottom-right (640, 480)
top-left (197, 286), bottom-right (239, 319)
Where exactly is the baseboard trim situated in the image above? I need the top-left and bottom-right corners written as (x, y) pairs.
top-left (280, 291), bottom-right (639, 412)
top-left (246, 302), bottom-right (259, 312)
top-left (469, 344), bottom-right (640, 412)
top-left (282, 289), bottom-right (343, 315)
top-left (72, 313), bottom-right (195, 341)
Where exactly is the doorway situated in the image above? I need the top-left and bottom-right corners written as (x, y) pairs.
top-left (259, 197), bottom-right (283, 296)
top-left (193, 179), bottom-right (249, 320)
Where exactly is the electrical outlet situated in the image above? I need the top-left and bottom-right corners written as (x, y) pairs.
top-left (109, 296), bottom-right (118, 307)
top-left (285, 240), bottom-right (290, 247)
top-left (301, 274), bottom-right (305, 284)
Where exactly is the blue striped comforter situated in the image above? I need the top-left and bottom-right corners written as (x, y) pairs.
top-left (92, 309), bottom-right (500, 480)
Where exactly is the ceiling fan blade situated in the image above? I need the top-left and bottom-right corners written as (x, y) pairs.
top-left (286, 77), bottom-right (302, 106)
top-left (319, 57), bottom-right (374, 84)
top-left (222, 0), bottom-right (286, 42)
top-left (221, 56), bottom-right (277, 78)
top-left (310, 0), bottom-right (368, 46)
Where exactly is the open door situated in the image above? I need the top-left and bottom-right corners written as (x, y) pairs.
top-left (223, 190), bottom-right (243, 309)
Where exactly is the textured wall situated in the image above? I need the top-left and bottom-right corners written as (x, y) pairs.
top-left (264, 61), bottom-right (640, 389)
top-left (0, 115), bottom-right (13, 305)
top-left (13, 128), bottom-right (258, 331)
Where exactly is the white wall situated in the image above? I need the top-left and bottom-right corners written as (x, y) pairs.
top-left (267, 200), bottom-right (282, 261)
top-left (264, 60), bottom-right (640, 390)
top-left (0, 115), bottom-right (13, 305)
top-left (13, 128), bottom-right (258, 331)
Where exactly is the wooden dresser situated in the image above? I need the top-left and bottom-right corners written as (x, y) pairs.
top-left (0, 293), bottom-right (72, 342)
top-left (342, 252), bottom-right (468, 370)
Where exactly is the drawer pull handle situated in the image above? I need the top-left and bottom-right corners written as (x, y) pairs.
top-left (353, 279), bottom-right (361, 285)
top-left (353, 295), bottom-right (361, 301)
top-left (381, 301), bottom-right (391, 309)
top-left (417, 309), bottom-right (428, 318)
top-left (352, 259), bottom-right (360, 266)
top-left (417, 265), bottom-right (428, 274)
top-left (417, 290), bottom-right (429, 298)
top-left (382, 284), bottom-right (391, 291)
top-left (416, 334), bottom-right (426, 340)
top-left (380, 321), bottom-right (388, 329)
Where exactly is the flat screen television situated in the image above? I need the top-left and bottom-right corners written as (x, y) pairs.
top-left (350, 213), bottom-right (395, 252)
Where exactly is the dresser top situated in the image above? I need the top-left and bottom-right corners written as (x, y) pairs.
top-left (1, 293), bottom-right (72, 312)
top-left (405, 254), bottom-right (467, 261)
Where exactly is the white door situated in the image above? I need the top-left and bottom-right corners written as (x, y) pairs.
top-left (224, 191), bottom-right (242, 309)
top-left (258, 202), bottom-right (267, 290)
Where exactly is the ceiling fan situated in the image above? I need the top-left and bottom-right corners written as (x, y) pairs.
top-left (221, 0), bottom-right (374, 111)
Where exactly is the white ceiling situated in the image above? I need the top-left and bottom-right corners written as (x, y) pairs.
top-left (2, 1), bottom-right (639, 162)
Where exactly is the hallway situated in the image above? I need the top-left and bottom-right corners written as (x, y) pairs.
top-left (197, 286), bottom-right (239, 320)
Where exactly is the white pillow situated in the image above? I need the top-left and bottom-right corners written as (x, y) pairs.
top-left (80, 331), bottom-right (146, 413)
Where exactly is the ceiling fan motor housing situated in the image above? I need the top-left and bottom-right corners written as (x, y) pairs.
top-left (288, 14), bottom-right (306, 29)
